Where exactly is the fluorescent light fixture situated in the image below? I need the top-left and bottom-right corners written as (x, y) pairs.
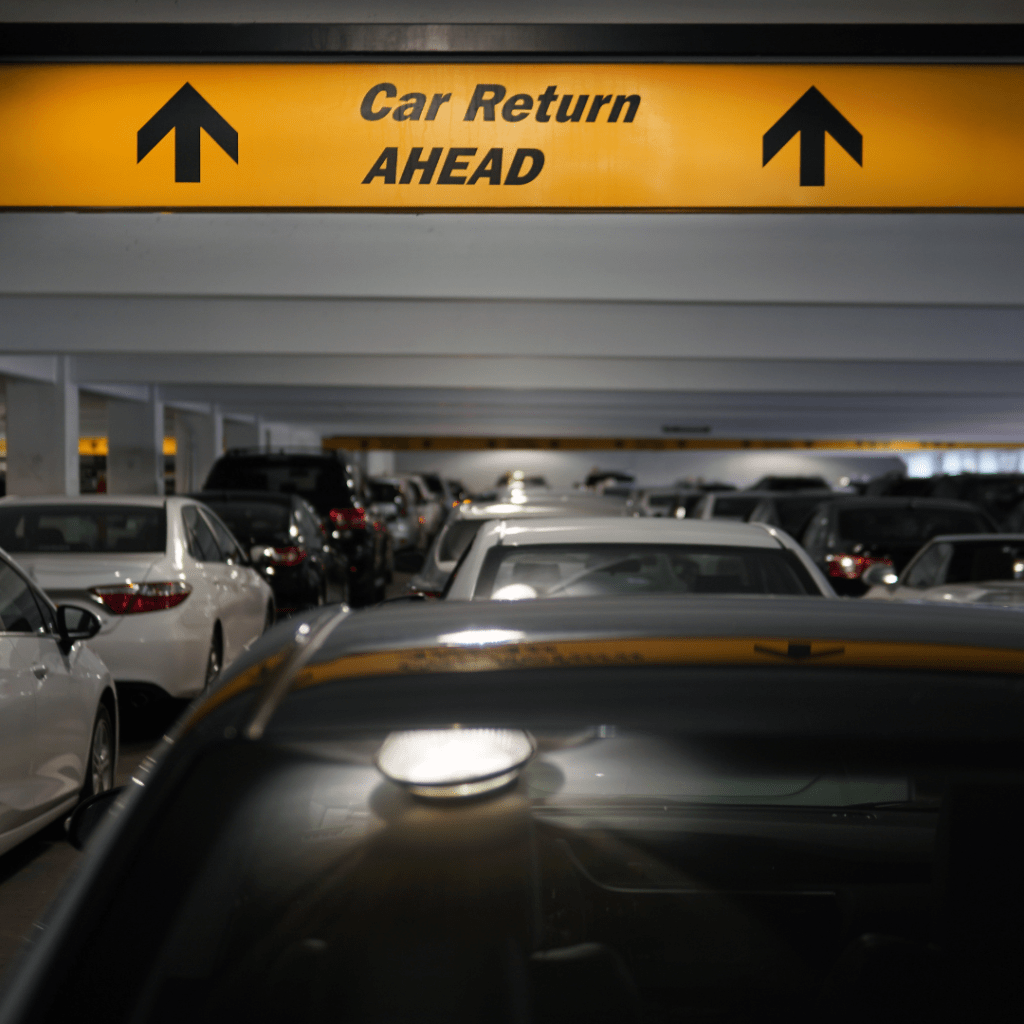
top-left (436, 629), bottom-right (526, 646)
top-left (376, 728), bottom-right (535, 798)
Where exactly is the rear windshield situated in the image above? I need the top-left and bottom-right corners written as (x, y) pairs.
top-left (204, 457), bottom-right (352, 515)
top-left (646, 493), bottom-right (675, 508)
top-left (838, 506), bottom-right (990, 546)
top-left (438, 520), bottom-right (484, 563)
top-left (908, 539), bottom-right (1024, 587)
top-left (773, 498), bottom-right (828, 537)
top-left (708, 496), bottom-right (761, 519)
top-left (473, 543), bottom-right (818, 600)
top-left (0, 505), bottom-right (166, 554)
top-left (201, 502), bottom-right (291, 546)
top-left (369, 481), bottom-right (402, 505)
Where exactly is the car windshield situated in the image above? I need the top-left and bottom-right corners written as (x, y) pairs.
top-left (0, 504), bottom-right (166, 554)
top-left (838, 506), bottom-right (989, 546)
top-left (472, 543), bottom-right (818, 599)
top-left (200, 502), bottom-right (291, 546)
top-left (708, 496), bottom-right (760, 519)
top-left (438, 520), bottom-right (484, 563)
top-left (913, 539), bottom-right (1024, 586)
top-left (204, 457), bottom-right (352, 514)
top-left (55, 652), bottom-right (1019, 1024)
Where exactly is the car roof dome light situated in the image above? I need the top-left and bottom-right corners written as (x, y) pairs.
top-left (376, 727), bottom-right (535, 799)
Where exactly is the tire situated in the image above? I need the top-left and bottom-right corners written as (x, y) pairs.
top-left (263, 603), bottom-right (275, 632)
top-left (82, 705), bottom-right (115, 801)
top-left (204, 628), bottom-right (223, 689)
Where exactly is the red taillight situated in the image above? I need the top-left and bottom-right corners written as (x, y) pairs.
top-left (825, 553), bottom-right (893, 580)
top-left (91, 581), bottom-right (191, 614)
top-left (271, 546), bottom-right (308, 566)
top-left (330, 507), bottom-right (366, 530)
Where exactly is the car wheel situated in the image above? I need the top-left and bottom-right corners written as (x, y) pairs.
top-left (83, 706), bottom-right (115, 800)
top-left (263, 603), bottom-right (275, 632)
top-left (204, 628), bottom-right (223, 689)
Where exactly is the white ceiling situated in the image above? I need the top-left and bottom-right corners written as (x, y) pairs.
top-left (2, 210), bottom-right (1023, 441)
top-left (3, 1), bottom-right (1021, 24)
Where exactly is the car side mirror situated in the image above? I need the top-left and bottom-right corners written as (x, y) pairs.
top-left (57, 604), bottom-right (102, 653)
top-left (65, 786), bottom-right (124, 850)
top-left (862, 563), bottom-right (899, 588)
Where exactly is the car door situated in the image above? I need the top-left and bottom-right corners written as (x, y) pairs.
top-left (181, 503), bottom-right (231, 646)
top-left (0, 559), bottom-right (41, 837)
top-left (25, 582), bottom-right (89, 812)
top-left (201, 508), bottom-right (263, 660)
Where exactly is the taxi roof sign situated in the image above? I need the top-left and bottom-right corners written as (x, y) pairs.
top-left (5, 63), bottom-right (1024, 209)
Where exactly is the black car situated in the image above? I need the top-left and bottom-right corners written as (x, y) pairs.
top-left (799, 496), bottom-right (997, 596)
top-left (202, 450), bottom-right (389, 606)
top-left (11, 597), bottom-right (1024, 1024)
top-left (192, 491), bottom-right (346, 617)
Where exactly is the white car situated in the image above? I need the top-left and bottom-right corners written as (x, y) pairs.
top-left (409, 491), bottom-right (629, 596)
top-left (0, 547), bottom-right (116, 856)
top-left (445, 517), bottom-right (835, 601)
top-left (863, 533), bottom-right (1024, 609)
top-left (0, 496), bottom-right (275, 701)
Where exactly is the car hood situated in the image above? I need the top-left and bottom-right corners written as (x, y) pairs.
top-left (13, 552), bottom-right (168, 593)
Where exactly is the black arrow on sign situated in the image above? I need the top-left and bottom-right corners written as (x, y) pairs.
top-left (762, 86), bottom-right (862, 186)
top-left (137, 83), bottom-right (238, 183)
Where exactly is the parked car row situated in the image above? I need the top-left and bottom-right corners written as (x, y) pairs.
top-left (4, 459), bottom-right (1024, 1022)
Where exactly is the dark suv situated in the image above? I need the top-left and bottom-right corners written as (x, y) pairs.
top-left (203, 450), bottom-right (389, 606)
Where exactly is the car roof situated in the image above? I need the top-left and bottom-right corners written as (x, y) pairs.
top-left (260, 593), bottom-right (1024, 670)
top-left (455, 493), bottom-right (625, 521)
top-left (190, 490), bottom-right (299, 506)
top-left (0, 494), bottom-right (173, 508)
top-left (821, 496), bottom-right (988, 510)
top-left (477, 516), bottom-right (784, 548)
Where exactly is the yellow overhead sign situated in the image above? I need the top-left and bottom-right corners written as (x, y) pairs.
top-left (4, 63), bottom-right (1024, 209)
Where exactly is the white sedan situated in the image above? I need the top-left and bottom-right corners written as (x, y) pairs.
top-left (0, 496), bottom-right (275, 701)
top-left (445, 517), bottom-right (835, 601)
top-left (0, 547), bottom-right (115, 856)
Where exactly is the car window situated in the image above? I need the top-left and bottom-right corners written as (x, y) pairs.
top-left (801, 509), bottom-right (830, 550)
top-left (438, 520), bottom-right (485, 563)
top-left (838, 507), bottom-right (991, 546)
top-left (203, 456), bottom-right (353, 515)
top-left (707, 496), bottom-right (760, 520)
top-left (903, 542), bottom-right (953, 588)
top-left (473, 543), bottom-right (819, 600)
top-left (201, 502), bottom-right (291, 547)
top-left (0, 561), bottom-right (46, 634)
top-left (293, 503), bottom-right (319, 543)
top-left (182, 506), bottom-right (222, 563)
top-left (937, 540), bottom-right (1024, 585)
top-left (0, 504), bottom-right (167, 554)
top-left (202, 510), bottom-right (246, 564)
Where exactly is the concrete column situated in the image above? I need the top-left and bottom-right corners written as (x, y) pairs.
top-left (224, 418), bottom-right (258, 451)
top-left (107, 394), bottom-right (164, 495)
top-left (174, 410), bottom-right (217, 494)
top-left (5, 358), bottom-right (79, 496)
top-left (366, 451), bottom-right (395, 476)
